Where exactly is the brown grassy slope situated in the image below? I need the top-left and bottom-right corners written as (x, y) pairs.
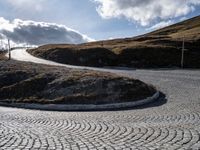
top-left (149, 15), bottom-right (200, 41)
top-left (0, 60), bottom-right (155, 104)
top-left (28, 15), bottom-right (200, 68)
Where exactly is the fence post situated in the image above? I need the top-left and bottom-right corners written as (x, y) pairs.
top-left (181, 37), bottom-right (185, 68)
top-left (8, 39), bottom-right (11, 60)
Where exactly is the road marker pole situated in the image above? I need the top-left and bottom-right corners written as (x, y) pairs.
top-left (8, 39), bottom-right (11, 60)
top-left (181, 37), bottom-right (185, 68)
top-left (0, 38), bottom-right (2, 50)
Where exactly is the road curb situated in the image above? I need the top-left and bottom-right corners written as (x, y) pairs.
top-left (0, 91), bottom-right (159, 111)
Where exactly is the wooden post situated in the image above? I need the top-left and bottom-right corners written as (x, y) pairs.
top-left (181, 37), bottom-right (185, 68)
top-left (101, 41), bottom-right (103, 47)
top-left (0, 38), bottom-right (2, 50)
top-left (8, 39), bottom-right (11, 60)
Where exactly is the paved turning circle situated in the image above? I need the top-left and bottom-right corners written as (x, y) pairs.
top-left (0, 69), bottom-right (200, 150)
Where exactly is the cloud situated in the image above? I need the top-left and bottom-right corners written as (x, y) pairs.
top-left (94, 0), bottom-right (200, 26)
top-left (147, 20), bottom-right (174, 30)
top-left (0, 17), bottom-right (93, 46)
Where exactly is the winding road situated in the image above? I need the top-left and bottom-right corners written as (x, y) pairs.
top-left (1, 49), bottom-right (200, 149)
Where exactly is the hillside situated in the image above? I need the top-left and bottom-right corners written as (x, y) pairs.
top-left (28, 16), bottom-right (200, 68)
top-left (149, 15), bottom-right (200, 41)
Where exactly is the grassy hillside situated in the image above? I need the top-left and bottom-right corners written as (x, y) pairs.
top-left (149, 16), bottom-right (200, 41)
top-left (28, 16), bottom-right (200, 68)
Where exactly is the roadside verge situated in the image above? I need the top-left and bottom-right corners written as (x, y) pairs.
top-left (0, 91), bottom-right (159, 111)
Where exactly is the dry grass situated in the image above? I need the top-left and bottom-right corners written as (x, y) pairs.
top-left (150, 15), bottom-right (200, 41)
top-left (0, 52), bottom-right (7, 61)
top-left (0, 60), bottom-right (156, 104)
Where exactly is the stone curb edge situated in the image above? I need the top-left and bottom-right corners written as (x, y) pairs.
top-left (0, 91), bottom-right (159, 111)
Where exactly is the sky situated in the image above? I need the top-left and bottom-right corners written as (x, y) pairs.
top-left (0, 0), bottom-right (200, 46)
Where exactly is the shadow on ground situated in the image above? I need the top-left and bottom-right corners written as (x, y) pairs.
top-left (0, 92), bottom-right (167, 112)
top-left (132, 92), bottom-right (167, 110)
top-left (40, 91), bottom-right (167, 112)
top-left (85, 91), bottom-right (167, 112)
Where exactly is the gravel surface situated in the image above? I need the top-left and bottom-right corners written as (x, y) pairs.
top-left (0, 69), bottom-right (200, 149)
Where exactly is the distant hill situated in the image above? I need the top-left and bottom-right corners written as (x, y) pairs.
top-left (28, 16), bottom-right (200, 68)
top-left (149, 15), bottom-right (200, 41)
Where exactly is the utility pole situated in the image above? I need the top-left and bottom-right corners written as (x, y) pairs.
top-left (7, 39), bottom-right (11, 60)
top-left (181, 37), bottom-right (187, 68)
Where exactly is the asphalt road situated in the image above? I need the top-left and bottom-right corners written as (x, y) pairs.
top-left (0, 49), bottom-right (200, 149)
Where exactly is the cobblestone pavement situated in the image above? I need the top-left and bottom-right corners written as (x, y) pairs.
top-left (0, 69), bottom-right (200, 150)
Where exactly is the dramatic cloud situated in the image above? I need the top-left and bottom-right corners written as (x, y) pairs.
top-left (0, 17), bottom-right (93, 46)
top-left (94, 0), bottom-right (200, 26)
